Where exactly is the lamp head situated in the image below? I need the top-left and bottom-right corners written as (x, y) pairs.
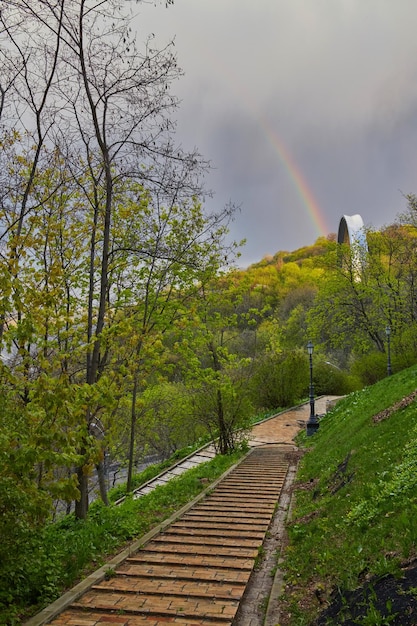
top-left (307, 340), bottom-right (314, 356)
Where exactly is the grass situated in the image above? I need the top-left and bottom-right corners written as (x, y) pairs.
top-left (279, 364), bottom-right (417, 624)
top-left (3, 448), bottom-right (244, 625)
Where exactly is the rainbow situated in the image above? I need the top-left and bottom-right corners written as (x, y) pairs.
top-left (201, 49), bottom-right (330, 238)
top-left (258, 121), bottom-right (330, 238)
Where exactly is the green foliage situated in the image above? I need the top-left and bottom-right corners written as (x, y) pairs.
top-left (281, 364), bottom-right (417, 623)
top-left (351, 351), bottom-right (388, 385)
top-left (190, 365), bottom-right (254, 453)
top-left (138, 383), bottom-right (204, 458)
top-left (314, 361), bottom-right (359, 395)
top-left (0, 378), bottom-right (82, 615)
top-left (347, 418), bottom-right (417, 528)
top-left (250, 349), bottom-right (308, 410)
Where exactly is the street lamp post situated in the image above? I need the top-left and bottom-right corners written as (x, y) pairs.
top-left (306, 341), bottom-right (319, 436)
top-left (386, 325), bottom-right (392, 376)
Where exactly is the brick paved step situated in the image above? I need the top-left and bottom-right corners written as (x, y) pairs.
top-left (165, 526), bottom-right (266, 539)
top-left (224, 472), bottom-right (287, 480)
top-left (213, 479), bottom-right (286, 487)
top-left (201, 494), bottom-right (279, 502)
top-left (117, 562), bottom-right (252, 584)
top-left (181, 510), bottom-right (271, 521)
top-left (150, 534), bottom-right (262, 548)
top-left (226, 478), bottom-right (285, 485)
top-left (215, 476), bottom-right (284, 484)
top-left (126, 553), bottom-right (254, 570)
top-left (233, 466), bottom-right (288, 472)
top-left (72, 590), bottom-right (239, 621)
top-left (230, 464), bottom-right (288, 471)
top-left (221, 480), bottom-right (286, 487)
top-left (52, 609), bottom-right (229, 626)
top-left (221, 470), bottom-right (287, 476)
top-left (234, 457), bottom-right (287, 461)
top-left (225, 463), bottom-right (288, 470)
top-left (198, 507), bottom-right (272, 518)
top-left (222, 470), bottom-right (286, 476)
top-left (197, 494), bottom-right (277, 505)
top-left (140, 542), bottom-right (258, 557)
top-left (207, 489), bottom-right (283, 499)
top-left (92, 576), bottom-right (245, 599)
top-left (170, 518), bottom-right (269, 529)
top-left (169, 519), bottom-right (268, 528)
top-left (215, 488), bottom-right (283, 496)
top-left (216, 479), bottom-right (285, 488)
top-left (194, 501), bottom-right (275, 512)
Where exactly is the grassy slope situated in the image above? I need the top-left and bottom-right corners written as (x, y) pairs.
top-left (280, 365), bottom-right (417, 624)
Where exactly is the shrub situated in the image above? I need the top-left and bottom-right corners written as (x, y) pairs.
top-left (250, 349), bottom-right (308, 410)
top-left (314, 361), bottom-right (359, 395)
top-left (351, 351), bottom-right (388, 385)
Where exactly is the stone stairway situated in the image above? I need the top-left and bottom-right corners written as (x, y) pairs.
top-left (46, 446), bottom-right (289, 626)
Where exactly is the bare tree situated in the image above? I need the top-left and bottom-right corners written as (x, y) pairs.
top-left (0, 0), bottom-right (212, 518)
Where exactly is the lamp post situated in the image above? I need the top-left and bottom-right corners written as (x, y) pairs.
top-left (386, 325), bottom-right (392, 376)
top-left (306, 341), bottom-right (319, 436)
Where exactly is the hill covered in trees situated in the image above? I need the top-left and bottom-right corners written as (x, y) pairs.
top-left (4, 200), bottom-right (417, 524)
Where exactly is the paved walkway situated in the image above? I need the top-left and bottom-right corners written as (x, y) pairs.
top-left (249, 396), bottom-right (333, 448)
top-left (235, 396), bottom-right (340, 626)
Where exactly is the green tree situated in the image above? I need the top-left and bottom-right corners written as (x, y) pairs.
top-left (139, 382), bottom-right (202, 458)
top-left (249, 318), bottom-right (308, 410)
top-left (113, 195), bottom-right (240, 489)
top-left (308, 215), bottom-right (417, 378)
top-left (171, 273), bottom-right (255, 454)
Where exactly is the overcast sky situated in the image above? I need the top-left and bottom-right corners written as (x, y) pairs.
top-left (137, 1), bottom-right (417, 267)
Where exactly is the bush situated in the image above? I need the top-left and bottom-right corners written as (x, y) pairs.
top-left (250, 349), bottom-right (308, 410)
top-left (314, 361), bottom-right (359, 395)
top-left (351, 351), bottom-right (388, 386)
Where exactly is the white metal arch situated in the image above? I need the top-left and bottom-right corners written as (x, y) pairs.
top-left (337, 214), bottom-right (367, 248)
top-left (337, 214), bottom-right (368, 276)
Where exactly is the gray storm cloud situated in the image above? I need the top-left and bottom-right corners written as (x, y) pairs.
top-left (137, 1), bottom-right (417, 266)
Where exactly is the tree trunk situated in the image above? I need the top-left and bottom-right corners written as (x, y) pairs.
top-left (127, 372), bottom-right (139, 493)
top-left (210, 340), bottom-right (234, 455)
top-left (96, 460), bottom-right (109, 506)
top-left (216, 388), bottom-right (228, 455)
top-left (74, 465), bottom-right (89, 520)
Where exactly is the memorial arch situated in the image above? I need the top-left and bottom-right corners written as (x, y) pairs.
top-left (337, 214), bottom-right (368, 276)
